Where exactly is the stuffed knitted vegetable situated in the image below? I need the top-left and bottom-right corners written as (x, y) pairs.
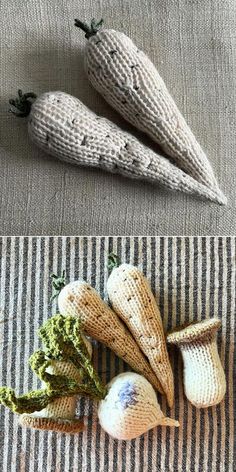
top-left (0, 315), bottom-right (106, 432)
top-left (9, 90), bottom-right (225, 204)
top-left (98, 372), bottom-right (179, 440)
top-left (75, 19), bottom-right (225, 202)
top-left (107, 255), bottom-right (174, 407)
top-left (57, 279), bottom-right (163, 393)
top-left (167, 318), bottom-right (226, 408)
top-left (0, 314), bottom-right (179, 439)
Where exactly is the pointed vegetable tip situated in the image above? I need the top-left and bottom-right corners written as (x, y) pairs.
top-left (9, 89), bottom-right (37, 117)
top-left (74, 18), bottom-right (104, 39)
top-left (158, 417), bottom-right (180, 427)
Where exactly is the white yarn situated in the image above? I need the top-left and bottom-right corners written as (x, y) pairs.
top-left (85, 28), bottom-right (223, 196)
top-left (98, 372), bottom-right (179, 440)
top-left (28, 91), bottom-right (226, 204)
top-left (181, 338), bottom-right (226, 408)
top-left (167, 319), bottom-right (226, 408)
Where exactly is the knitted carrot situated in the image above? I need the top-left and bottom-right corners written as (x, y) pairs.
top-left (75, 19), bottom-right (225, 201)
top-left (107, 256), bottom-right (174, 408)
top-left (57, 279), bottom-right (164, 393)
top-left (9, 90), bottom-right (225, 204)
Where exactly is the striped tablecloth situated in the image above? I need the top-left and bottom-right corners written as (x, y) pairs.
top-left (0, 237), bottom-right (235, 472)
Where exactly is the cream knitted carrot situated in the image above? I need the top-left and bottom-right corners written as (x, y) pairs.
top-left (9, 90), bottom-right (226, 204)
top-left (75, 19), bottom-right (225, 201)
top-left (57, 280), bottom-right (163, 394)
top-left (167, 318), bottom-right (226, 408)
top-left (107, 256), bottom-right (174, 408)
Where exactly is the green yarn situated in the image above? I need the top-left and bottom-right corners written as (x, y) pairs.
top-left (108, 253), bottom-right (120, 270)
top-left (0, 314), bottom-right (107, 415)
top-left (74, 18), bottom-right (104, 39)
top-left (50, 271), bottom-right (66, 302)
top-left (9, 89), bottom-right (37, 117)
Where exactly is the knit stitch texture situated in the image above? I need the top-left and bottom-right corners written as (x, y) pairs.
top-left (107, 263), bottom-right (174, 407)
top-left (58, 280), bottom-right (163, 393)
top-left (28, 91), bottom-right (226, 204)
top-left (85, 28), bottom-right (222, 195)
top-left (98, 372), bottom-right (179, 440)
top-left (167, 319), bottom-right (226, 407)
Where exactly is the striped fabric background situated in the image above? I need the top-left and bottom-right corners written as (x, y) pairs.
top-left (0, 237), bottom-right (235, 472)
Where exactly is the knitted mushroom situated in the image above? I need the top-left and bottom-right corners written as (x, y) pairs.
top-left (167, 318), bottom-right (226, 408)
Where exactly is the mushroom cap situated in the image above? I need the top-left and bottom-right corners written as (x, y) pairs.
top-left (19, 414), bottom-right (84, 433)
top-left (167, 318), bottom-right (221, 345)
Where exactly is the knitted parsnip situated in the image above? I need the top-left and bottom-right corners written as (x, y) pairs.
top-left (107, 259), bottom-right (174, 407)
top-left (98, 372), bottom-right (179, 440)
top-left (76, 19), bottom-right (224, 199)
top-left (20, 333), bottom-right (93, 433)
top-left (0, 315), bottom-right (107, 433)
top-left (57, 280), bottom-right (164, 393)
top-left (9, 90), bottom-right (226, 204)
top-left (20, 357), bottom-right (90, 433)
top-left (167, 319), bottom-right (226, 408)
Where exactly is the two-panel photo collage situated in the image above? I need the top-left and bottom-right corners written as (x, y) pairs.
top-left (0, 1), bottom-right (235, 471)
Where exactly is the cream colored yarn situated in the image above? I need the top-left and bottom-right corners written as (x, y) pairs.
top-left (167, 319), bottom-right (226, 408)
top-left (58, 280), bottom-right (163, 393)
top-left (85, 28), bottom-right (224, 199)
top-left (28, 91), bottom-right (226, 204)
top-left (98, 372), bottom-right (179, 440)
top-left (107, 263), bottom-right (174, 407)
top-left (20, 338), bottom-right (92, 433)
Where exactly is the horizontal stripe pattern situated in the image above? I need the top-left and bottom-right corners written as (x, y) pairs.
top-left (0, 237), bottom-right (235, 472)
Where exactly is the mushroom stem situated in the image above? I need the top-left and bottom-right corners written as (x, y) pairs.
top-left (167, 319), bottom-right (226, 408)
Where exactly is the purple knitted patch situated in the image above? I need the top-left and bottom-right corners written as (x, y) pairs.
top-left (118, 381), bottom-right (138, 409)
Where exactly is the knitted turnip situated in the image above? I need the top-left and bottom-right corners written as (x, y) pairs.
top-left (98, 372), bottom-right (179, 440)
top-left (9, 90), bottom-right (226, 204)
top-left (75, 19), bottom-right (225, 202)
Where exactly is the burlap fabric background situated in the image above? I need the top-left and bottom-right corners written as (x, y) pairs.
top-left (0, 1), bottom-right (235, 235)
top-left (0, 237), bottom-right (235, 471)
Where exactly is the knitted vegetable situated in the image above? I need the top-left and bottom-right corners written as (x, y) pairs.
top-left (107, 256), bottom-right (174, 407)
top-left (0, 314), bottom-right (179, 439)
top-left (98, 372), bottom-right (179, 440)
top-left (0, 315), bottom-right (106, 432)
top-left (57, 280), bottom-right (164, 393)
top-left (76, 19), bottom-right (225, 202)
top-left (9, 90), bottom-right (225, 204)
top-left (167, 318), bottom-right (226, 408)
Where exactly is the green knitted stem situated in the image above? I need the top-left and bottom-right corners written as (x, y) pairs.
top-left (50, 271), bottom-right (66, 302)
top-left (0, 315), bottom-right (107, 415)
top-left (74, 18), bottom-right (104, 39)
top-left (108, 253), bottom-right (120, 270)
top-left (9, 89), bottom-right (37, 117)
